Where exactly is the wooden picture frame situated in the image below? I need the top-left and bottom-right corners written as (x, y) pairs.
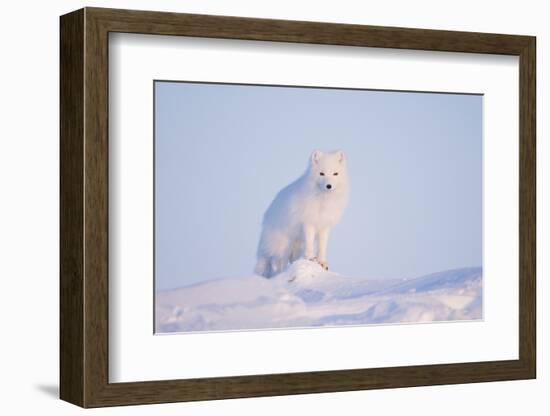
top-left (60, 7), bottom-right (536, 408)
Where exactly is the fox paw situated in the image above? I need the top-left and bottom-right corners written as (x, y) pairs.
top-left (317, 260), bottom-right (329, 271)
top-left (307, 257), bottom-right (328, 271)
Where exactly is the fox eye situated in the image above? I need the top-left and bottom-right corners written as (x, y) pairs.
top-left (333, 172), bottom-right (339, 176)
top-left (319, 172), bottom-right (325, 176)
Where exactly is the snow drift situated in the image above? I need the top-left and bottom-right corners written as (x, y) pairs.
top-left (155, 260), bottom-right (482, 333)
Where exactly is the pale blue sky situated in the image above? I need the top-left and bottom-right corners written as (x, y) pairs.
top-left (155, 81), bottom-right (482, 291)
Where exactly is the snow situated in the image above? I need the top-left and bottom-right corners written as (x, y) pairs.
top-left (155, 260), bottom-right (482, 333)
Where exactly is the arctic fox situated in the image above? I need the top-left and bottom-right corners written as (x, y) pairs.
top-left (255, 150), bottom-right (349, 278)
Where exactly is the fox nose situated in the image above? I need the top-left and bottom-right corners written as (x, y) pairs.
top-left (326, 184), bottom-right (332, 190)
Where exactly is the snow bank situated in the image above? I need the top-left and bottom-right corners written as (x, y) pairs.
top-left (156, 260), bottom-right (482, 333)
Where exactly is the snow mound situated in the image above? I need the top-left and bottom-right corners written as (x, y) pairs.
top-left (156, 261), bottom-right (482, 333)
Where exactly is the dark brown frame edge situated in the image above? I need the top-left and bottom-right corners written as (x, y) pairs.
top-left (60, 7), bottom-right (536, 408)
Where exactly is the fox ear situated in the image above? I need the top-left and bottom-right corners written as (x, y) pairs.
top-left (337, 150), bottom-right (345, 164)
top-left (311, 150), bottom-right (322, 164)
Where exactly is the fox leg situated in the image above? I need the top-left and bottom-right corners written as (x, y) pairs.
top-left (254, 256), bottom-right (269, 277)
top-left (303, 224), bottom-right (316, 260)
top-left (268, 256), bottom-right (287, 276)
top-left (316, 228), bottom-right (330, 270)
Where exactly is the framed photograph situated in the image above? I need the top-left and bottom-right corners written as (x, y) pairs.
top-left (60, 7), bottom-right (536, 408)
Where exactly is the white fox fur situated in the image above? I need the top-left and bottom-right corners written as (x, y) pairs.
top-left (255, 150), bottom-right (349, 278)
